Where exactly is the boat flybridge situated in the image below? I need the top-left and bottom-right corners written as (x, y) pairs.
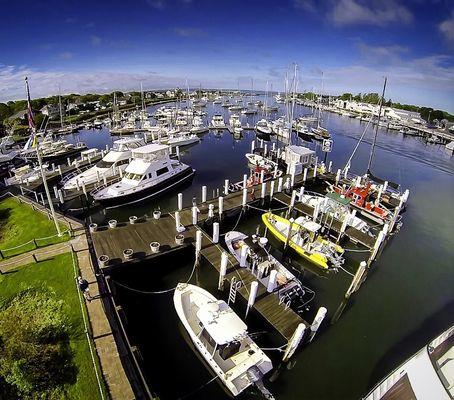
top-left (62, 137), bottom-right (145, 191)
top-left (91, 143), bottom-right (194, 206)
top-left (211, 114), bottom-right (225, 128)
top-left (174, 283), bottom-right (274, 398)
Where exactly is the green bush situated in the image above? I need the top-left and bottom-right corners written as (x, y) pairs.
top-left (0, 289), bottom-right (76, 398)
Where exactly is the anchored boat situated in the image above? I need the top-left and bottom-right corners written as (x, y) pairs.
top-left (225, 231), bottom-right (314, 312)
top-left (91, 143), bottom-right (194, 206)
top-left (262, 213), bottom-right (344, 270)
top-left (245, 153), bottom-right (277, 171)
top-left (174, 283), bottom-right (274, 398)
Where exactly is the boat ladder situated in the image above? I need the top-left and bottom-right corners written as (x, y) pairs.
top-left (228, 277), bottom-right (242, 305)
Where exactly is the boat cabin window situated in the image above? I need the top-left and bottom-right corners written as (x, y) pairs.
top-left (96, 160), bottom-right (114, 169)
top-left (156, 166), bottom-right (169, 177)
top-left (116, 159), bottom-right (130, 166)
top-left (124, 172), bottom-right (143, 181)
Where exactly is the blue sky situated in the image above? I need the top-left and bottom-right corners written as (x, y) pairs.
top-left (1, 0), bottom-right (453, 112)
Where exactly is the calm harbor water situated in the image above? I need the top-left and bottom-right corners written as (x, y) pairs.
top-left (66, 99), bottom-right (454, 399)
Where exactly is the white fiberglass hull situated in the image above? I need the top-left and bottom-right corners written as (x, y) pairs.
top-left (174, 283), bottom-right (272, 397)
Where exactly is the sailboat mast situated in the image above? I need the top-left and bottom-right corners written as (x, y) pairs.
top-left (367, 77), bottom-right (387, 173)
top-left (58, 86), bottom-right (63, 129)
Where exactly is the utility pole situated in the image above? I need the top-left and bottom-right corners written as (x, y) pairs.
top-left (25, 77), bottom-right (62, 236)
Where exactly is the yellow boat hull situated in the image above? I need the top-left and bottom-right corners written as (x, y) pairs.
top-left (262, 213), bottom-right (344, 270)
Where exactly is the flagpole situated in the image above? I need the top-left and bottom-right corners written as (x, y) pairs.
top-left (25, 77), bottom-right (62, 237)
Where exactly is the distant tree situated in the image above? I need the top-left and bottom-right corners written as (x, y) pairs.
top-left (98, 95), bottom-right (111, 106)
top-left (0, 103), bottom-right (12, 122)
top-left (339, 93), bottom-right (352, 101)
top-left (0, 289), bottom-right (76, 398)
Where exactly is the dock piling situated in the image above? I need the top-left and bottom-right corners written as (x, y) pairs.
top-left (282, 323), bottom-right (306, 362)
top-left (208, 204), bottom-right (215, 218)
top-left (224, 179), bottom-right (229, 195)
top-left (218, 252), bottom-right (228, 290)
top-left (260, 170), bottom-right (265, 184)
top-left (195, 230), bottom-right (202, 259)
top-left (309, 307), bottom-right (327, 342)
top-left (218, 196), bottom-right (224, 217)
top-left (191, 206), bottom-right (198, 225)
top-left (58, 190), bottom-right (64, 204)
top-left (328, 161), bottom-right (332, 172)
top-left (284, 218), bottom-right (294, 250)
top-left (267, 270), bottom-right (278, 293)
top-left (53, 186), bottom-right (58, 199)
top-left (212, 222), bottom-right (220, 243)
top-left (277, 177), bottom-right (283, 192)
top-left (251, 141), bottom-right (255, 152)
top-left (201, 185), bottom-right (207, 203)
top-left (242, 187), bottom-right (247, 208)
top-left (261, 182), bottom-right (266, 199)
top-left (177, 193), bottom-right (183, 211)
top-left (335, 169), bottom-right (341, 185)
top-left (345, 261), bottom-right (367, 299)
top-left (245, 281), bottom-right (258, 318)
top-left (303, 168), bottom-right (308, 182)
top-left (270, 181), bottom-right (275, 200)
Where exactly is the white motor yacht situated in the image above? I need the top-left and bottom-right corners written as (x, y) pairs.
top-left (190, 116), bottom-right (208, 134)
top-left (174, 283), bottom-right (273, 397)
top-left (211, 114), bottom-right (225, 128)
top-left (229, 114), bottom-right (241, 128)
top-left (91, 143), bottom-right (194, 206)
top-left (255, 119), bottom-right (273, 135)
top-left (62, 137), bottom-right (145, 191)
top-left (166, 132), bottom-right (200, 147)
top-left (245, 153), bottom-right (277, 171)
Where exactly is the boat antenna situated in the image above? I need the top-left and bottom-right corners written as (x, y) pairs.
top-left (367, 76), bottom-right (387, 173)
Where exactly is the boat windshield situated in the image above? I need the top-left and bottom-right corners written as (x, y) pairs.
top-left (124, 172), bottom-right (143, 181)
top-left (96, 160), bottom-right (114, 169)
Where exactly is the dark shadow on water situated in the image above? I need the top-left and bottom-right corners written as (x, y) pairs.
top-left (367, 299), bottom-right (454, 389)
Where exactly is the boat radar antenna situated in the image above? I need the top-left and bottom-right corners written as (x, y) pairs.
top-left (367, 76), bottom-right (387, 174)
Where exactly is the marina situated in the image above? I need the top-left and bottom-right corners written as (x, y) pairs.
top-left (3, 92), bottom-right (448, 399)
top-left (1, 3), bottom-right (453, 396)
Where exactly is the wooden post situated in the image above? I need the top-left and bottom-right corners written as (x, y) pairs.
top-left (218, 196), bottom-right (224, 218)
top-left (242, 187), bottom-right (247, 208)
top-left (269, 181), bottom-right (275, 200)
top-left (192, 206), bottom-right (198, 225)
top-left (208, 204), bottom-right (215, 218)
top-left (303, 168), bottom-right (308, 182)
top-left (251, 140), bottom-right (255, 152)
top-left (245, 281), bottom-right (258, 318)
top-left (224, 179), bottom-right (229, 195)
top-left (260, 169), bottom-right (265, 184)
top-left (368, 229), bottom-right (386, 265)
top-left (309, 307), bottom-right (327, 342)
top-left (201, 185), bottom-right (207, 203)
top-left (212, 222), bottom-right (220, 243)
top-left (195, 230), bottom-right (202, 260)
top-left (177, 193), bottom-right (183, 211)
top-left (58, 190), bottom-right (64, 204)
top-left (282, 323), bottom-right (306, 362)
top-left (175, 211), bottom-right (181, 232)
top-left (277, 177), bottom-right (283, 192)
top-left (261, 182), bottom-right (266, 199)
top-left (337, 211), bottom-right (350, 242)
top-left (218, 252), bottom-right (228, 290)
top-left (335, 169), bottom-right (341, 185)
top-left (53, 186), bottom-right (59, 199)
top-left (267, 270), bottom-right (278, 292)
top-left (328, 161), bottom-right (332, 172)
top-left (345, 261), bottom-right (367, 299)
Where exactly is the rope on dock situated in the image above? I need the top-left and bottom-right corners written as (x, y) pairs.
top-left (110, 258), bottom-right (198, 295)
top-left (338, 265), bottom-right (355, 277)
top-left (246, 204), bottom-right (290, 212)
top-left (343, 247), bottom-right (371, 253)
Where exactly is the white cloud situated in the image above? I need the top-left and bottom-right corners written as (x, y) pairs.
top-left (58, 52), bottom-right (73, 60)
top-left (439, 12), bottom-right (454, 42)
top-left (146, 0), bottom-right (165, 10)
top-left (293, 0), bottom-right (316, 12)
top-left (90, 35), bottom-right (102, 46)
top-left (331, 0), bottom-right (413, 26)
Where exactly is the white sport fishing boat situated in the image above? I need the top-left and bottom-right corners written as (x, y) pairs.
top-left (245, 153), bottom-right (277, 171)
top-left (166, 132), bottom-right (200, 147)
top-left (190, 116), bottom-right (208, 134)
top-left (91, 143), bottom-right (194, 206)
top-left (255, 119), bottom-right (273, 135)
top-left (174, 283), bottom-right (274, 398)
top-left (62, 137), bottom-right (145, 191)
top-left (225, 231), bottom-right (313, 312)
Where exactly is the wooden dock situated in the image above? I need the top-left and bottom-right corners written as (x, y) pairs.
top-left (91, 210), bottom-right (308, 341)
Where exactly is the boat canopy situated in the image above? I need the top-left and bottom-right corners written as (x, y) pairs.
top-left (326, 192), bottom-right (351, 206)
top-left (132, 144), bottom-right (168, 162)
top-left (197, 301), bottom-right (247, 345)
top-left (301, 220), bottom-right (321, 232)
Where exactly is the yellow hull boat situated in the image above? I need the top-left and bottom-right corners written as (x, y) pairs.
top-left (262, 212), bottom-right (344, 270)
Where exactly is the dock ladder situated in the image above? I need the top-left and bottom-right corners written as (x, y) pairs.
top-left (228, 277), bottom-right (242, 305)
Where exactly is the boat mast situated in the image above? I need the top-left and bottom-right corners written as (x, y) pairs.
top-left (367, 77), bottom-right (387, 173)
top-left (58, 85), bottom-right (64, 129)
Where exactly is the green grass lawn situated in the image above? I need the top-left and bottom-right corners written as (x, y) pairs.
top-left (0, 197), bottom-right (69, 257)
top-left (0, 252), bottom-right (105, 399)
